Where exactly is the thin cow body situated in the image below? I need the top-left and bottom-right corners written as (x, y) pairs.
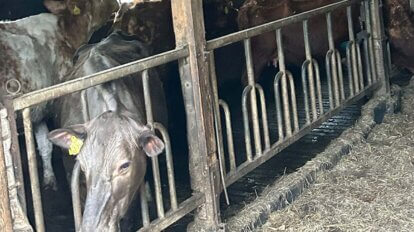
top-left (0, 0), bottom-right (119, 190)
top-left (48, 30), bottom-right (167, 231)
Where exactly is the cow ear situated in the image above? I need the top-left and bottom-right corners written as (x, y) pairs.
top-left (48, 124), bottom-right (86, 150)
top-left (138, 131), bottom-right (164, 157)
top-left (44, 0), bottom-right (67, 15)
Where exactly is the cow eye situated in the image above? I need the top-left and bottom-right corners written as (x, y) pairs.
top-left (118, 162), bottom-right (131, 173)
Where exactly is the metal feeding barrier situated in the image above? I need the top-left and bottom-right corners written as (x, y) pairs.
top-left (0, 0), bottom-right (390, 231)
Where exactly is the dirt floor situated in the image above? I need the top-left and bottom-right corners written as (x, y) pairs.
top-left (259, 79), bottom-right (414, 232)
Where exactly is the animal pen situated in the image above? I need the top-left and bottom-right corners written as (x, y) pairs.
top-left (0, 0), bottom-right (391, 231)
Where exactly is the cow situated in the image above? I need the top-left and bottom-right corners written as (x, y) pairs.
top-left (48, 30), bottom-right (167, 232)
top-left (237, 0), bottom-right (359, 84)
top-left (0, 0), bottom-right (119, 190)
top-left (383, 0), bottom-right (414, 73)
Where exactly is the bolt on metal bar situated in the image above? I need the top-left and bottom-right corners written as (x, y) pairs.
top-left (243, 38), bottom-right (262, 156)
top-left (153, 123), bottom-right (177, 210)
top-left (140, 185), bottom-right (150, 227)
top-left (346, 42), bottom-right (356, 96)
top-left (142, 70), bottom-right (165, 218)
top-left (71, 161), bottom-right (82, 231)
top-left (301, 60), bottom-right (311, 125)
top-left (325, 50), bottom-right (335, 109)
top-left (312, 59), bottom-right (324, 115)
top-left (326, 12), bottom-right (340, 107)
top-left (255, 84), bottom-right (270, 150)
top-left (22, 108), bottom-right (45, 232)
top-left (242, 85), bottom-right (254, 162)
top-left (335, 50), bottom-right (346, 101)
top-left (273, 72), bottom-right (285, 142)
top-left (218, 100), bottom-right (236, 172)
top-left (276, 29), bottom-right (293, 137)
top-left (302, 20), bottom-right (317, 121)
top-left (347, 6), bottom-right (360, 93)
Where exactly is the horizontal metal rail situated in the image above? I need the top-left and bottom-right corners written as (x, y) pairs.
top-left (138, 193), bottom-right (205, 232)
top-left (206, 0), bottom-right (361, 50)
top-left (224, 82), bottom-right (380, 187)
top-left (13, 47), bottom-right (188, 111)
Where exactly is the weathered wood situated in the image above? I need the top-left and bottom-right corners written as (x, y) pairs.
top-left (371, 0), bottom-right (390, 95)
top-left (171, 0), bottom-right (223, 231)
top-left (3, 97), bottom-right (26, 213)
top-left (0, 106), bottom-right (14, 232)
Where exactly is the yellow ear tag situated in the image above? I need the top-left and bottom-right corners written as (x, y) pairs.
top-left (73, 5), bottom-right (81, 15)
top-left (69, 136), bottom-right (83, 156)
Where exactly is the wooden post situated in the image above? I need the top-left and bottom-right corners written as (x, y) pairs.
top-left (0, 106), bottom-right (14, 232)
top-left (171, 0), bottom-right (223, 231)
top-left (370, 0), bottom-right (390, 95)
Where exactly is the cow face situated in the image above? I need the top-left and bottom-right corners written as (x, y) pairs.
top-left (48, 111), bottom-right (164, 231)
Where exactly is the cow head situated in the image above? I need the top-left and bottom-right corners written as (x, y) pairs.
top-left (44, 0), bottom-right (120, 48)
top-left (48, 110), bottom-right (164, 231)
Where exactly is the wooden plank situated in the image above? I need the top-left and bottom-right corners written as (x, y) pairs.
top-left (0, 104), bottom-right (14, 232)
top-left (171, 0), bottom-right (223, 231)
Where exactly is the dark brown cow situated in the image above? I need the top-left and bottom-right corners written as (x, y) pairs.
top-left (237, 0), bottom-right (359, 83)
top-left (383, 0), bottom-right (414, 73)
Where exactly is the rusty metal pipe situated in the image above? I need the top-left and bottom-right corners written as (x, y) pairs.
top-left (273, 72), bottom-right (284, 142)
top-left (312, 60), bottom-right (324, 115)
top-left (301, 60), bottom-right (311, 125)
top-left (303, 20), bottom-right (317, 121)
top-left (255, 84), bottom-right (270, 150)
top-left (242, 85), bottom-right (253, 161)
top-left (326, 13), bottom-right (340, 107)
top-left (218, 100), bottom-right (236, 172)
top-left (325, 50), bottom-right (334, 109)
top-left (346, 42), bottom-right (355, 96)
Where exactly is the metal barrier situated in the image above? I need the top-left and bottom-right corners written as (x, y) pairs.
top-left (0, 0), bottom-right (390, 231)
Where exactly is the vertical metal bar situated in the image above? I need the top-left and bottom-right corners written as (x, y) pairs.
top-left (287, 71), bottom-right (299, 132)
top-left (356, 43), bottom-right (365, 89)
top-left (371, 0), bottom-right (390, 93)
top-left (242, 86), bottom-right (253, 161)
top-left (386, 41), bottom-right (392, 79)
top-left (140, 185), bottom-right (150, 227)
top-left (347, 6), bottom-right (360, 93)
top-left (22, 108), bottom-right (45, 232)
top-left (81, 90), bottom-right (90, 123)
top-left (312, 60), bottom-right (324, 115)
top-left (255, 84), bottom-right (270, 149)
top-left (335, 51), bottom-right (345, 101)
top-left (143, 70), bottom-right (165, 218)
top-left (301, 61), bottom-right (311, 125)
top-left (276, 29), bottom-right (292, 136)
top-left (273, 72), bottom-right (284, 141)
top-left (346, 43), bottom-right (355, 96)
top-left (244, 39), bottom-right (262, 155)
top-left (365, 0), bottom-right (377, 82)
top-left (303, 20), bottom-right (317, 121)
top-left (363, 36), bottom-right (373, 85)
top-left (326, 12), bottom-right (340, 107)
top-left (325, 51), bottom-right (335, 109)
top-left (0, 118), bottom-right (13, 232)
top-left (71, 161), bottom-right (82, 231)
top-left (218, 100), bottom-right (236, 172)
top-left (154, 123), bottom-right (178, 210)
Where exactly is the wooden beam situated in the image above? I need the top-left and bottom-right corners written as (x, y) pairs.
top-left (171, 0), bottom-right (223, 231)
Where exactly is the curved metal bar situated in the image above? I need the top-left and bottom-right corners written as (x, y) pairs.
top-left (346, 42), bottom-right (355, 96)
top-left (242, 85), bottom-right (253, 161)
top-left (153, 122), bottom-right (178, 210)
top-left (326, 12), bottom-right (340, 107)
top-left (325, 50), bottom-right (334, 109)
top-left (362, 33), bottom-right (373, 85)
top-left (303, 20), bottom-right (317, 121)
top-left (347, 6), bottom-right (360, 93)
top-left (71, 161), bottom-right (82, 232)
top-left (335, 50), bottom-right (345, 101)
top-left (219, 100), bottom-right (236, 172)
top-left (255, 84), bottom-right (270, 150)
top-left (273, 72), bottom-right (284, 142)
top-left (286, 71), bottom-right (299, 132)
top-left (301, 60), bottom-right (311, 125)
top-left (364, 0), bottom-right (377, 83)
top-left (386, 40), bottom-right (392, 80)
top-left (312, 59), bottom-right (324, 115)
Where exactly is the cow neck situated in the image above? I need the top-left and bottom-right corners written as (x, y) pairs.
top-left (59, 13), bottom-right (94, 50)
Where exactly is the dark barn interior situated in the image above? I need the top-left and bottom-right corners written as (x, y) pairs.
top-left (0, 0), bottom-right (411, 232)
